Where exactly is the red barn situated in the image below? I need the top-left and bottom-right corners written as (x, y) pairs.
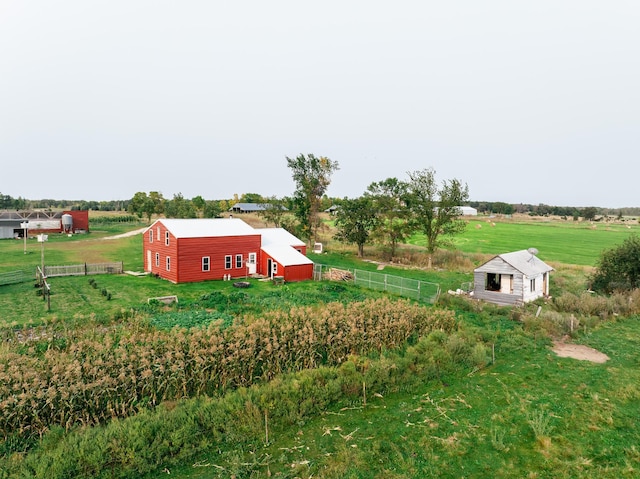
top-left (143, 218), bottom-right (313, 284)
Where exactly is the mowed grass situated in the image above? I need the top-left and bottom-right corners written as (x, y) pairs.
top-left (409, 217), bottom-right (639, 266)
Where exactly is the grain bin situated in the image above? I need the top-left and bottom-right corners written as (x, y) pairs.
top-left (61, 214), bottom-right (73, 233)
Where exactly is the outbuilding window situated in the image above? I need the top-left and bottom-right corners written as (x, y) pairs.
top-left (225, 255), bottom-right (232, 269)
top-left (530, 278), bottom-right (536, 292)
top-left (155, 253), bottom-right (160, 267)
top-left (235, 254), bottom-right (243, 268)
top-left (166, 256), bottom-right (171, 271)
top-left (165, 231), bottom-right (170, 246)
top-left (202, 256), bottom-right (210, 272)
top-left (485, 273), bottom-right (501, 291)
top-left (149, 230), bottom-right (153, 243)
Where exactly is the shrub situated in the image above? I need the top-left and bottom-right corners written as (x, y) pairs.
top-left (589, 234), bottom-right (640, 293)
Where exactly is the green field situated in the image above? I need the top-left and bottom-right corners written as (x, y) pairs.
top-left (2, 218), bottom-right (640, 478)
top-left (410, 217), bottom-right (638, 266)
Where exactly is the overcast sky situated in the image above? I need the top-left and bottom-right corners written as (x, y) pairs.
top-left (1, 1), bottom-right (639, 207)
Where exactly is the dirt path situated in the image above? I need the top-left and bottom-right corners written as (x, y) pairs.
top-left (99, 227), bottom-right (147, 240)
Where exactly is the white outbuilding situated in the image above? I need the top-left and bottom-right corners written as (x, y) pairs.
top-left (473, 249), bottom-right (553, 306)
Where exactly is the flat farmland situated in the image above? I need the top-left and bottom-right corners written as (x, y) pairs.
top-left (410, 217), bottom-right (639, 266)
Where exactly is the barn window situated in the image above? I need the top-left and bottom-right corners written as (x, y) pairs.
top-left (235, 254), bottom-right (243, 268)
top-left (166, 256), bottom-right (171, 271)
top-left (485, 273), bottom-right (501, 292)
top-left (530, 278), bottom-right (536, 291)
top-left (149, 230), bottom-right (153, 243)
top-left (165, 231), bottom-right (170, 246)
top-left (225, 255), bottom-right (232, 269)
top-left (202, 256), bottom-right (210, 272)
top-left (155, 253), bottom-right (160, 267)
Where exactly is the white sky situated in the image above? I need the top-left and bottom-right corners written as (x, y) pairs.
top-left (1, 1), bottom-right (639, 207)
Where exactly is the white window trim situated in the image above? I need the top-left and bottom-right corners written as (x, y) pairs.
top-left (165, 231), bottom-right (170, 246)
top-left (166, 256), bottom-right (171, 271)
top-left (149, 230), bottom-right (153, 243)
top-left (235, 254), bottom-right (243, 268)
top-left (202, 256), bottom-right (210, 272)
top-left (224, 255), bottom-right (232, 269)
top-left (155, 253), bottom-right (160, 267)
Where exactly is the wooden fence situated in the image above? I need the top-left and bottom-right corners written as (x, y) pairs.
top-left (43, 262), bottom-right (124, 278)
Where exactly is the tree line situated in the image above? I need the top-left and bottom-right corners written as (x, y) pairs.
top-left (3, 192), bottom-right (636, 220)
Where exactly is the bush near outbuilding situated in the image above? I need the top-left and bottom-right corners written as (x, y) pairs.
top-left (589, 234), bottom-right (640, 293)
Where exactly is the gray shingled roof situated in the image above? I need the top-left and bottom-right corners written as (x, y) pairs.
top-left (476, 249), bottom-right (554, 276)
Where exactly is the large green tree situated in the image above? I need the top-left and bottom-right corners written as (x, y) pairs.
top-left (333, 196), bottom-right (379, 257)
top-left (286, 154), bottom-right (339, 244)
top-left (590, 234), bottom-right (640, 293)
top-left (164, 193), bottom-right (196, 218)
top-left (366, 178), bottom-right (413, 260)
top-left (406, 168), bottom-right (469, 268)
top-left (128, 191), bottom-right (164, 222)
top-left (202, 200), bottom-right (222, 218)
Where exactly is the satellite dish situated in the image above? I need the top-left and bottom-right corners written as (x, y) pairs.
top-left (527, 247), bottom-right (539, 256)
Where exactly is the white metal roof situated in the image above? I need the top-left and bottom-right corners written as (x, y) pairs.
top-left (476, 249), bottom-right (554, 276)
top-left (153, 218), bottom-right (258, 238)
top-left (259, 228), bottom-right (306, 247)
top-left (262, 245), bottom-right (313, 266)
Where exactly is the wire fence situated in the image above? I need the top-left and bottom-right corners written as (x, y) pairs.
top-left (313, 264), bottom-right (441, 304)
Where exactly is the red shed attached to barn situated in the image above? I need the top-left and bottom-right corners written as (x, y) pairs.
top-left (259, 228), bottom-right (313, 282)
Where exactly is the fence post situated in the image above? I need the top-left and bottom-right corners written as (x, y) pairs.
top-left (85, 263), bottom-right (87, 275)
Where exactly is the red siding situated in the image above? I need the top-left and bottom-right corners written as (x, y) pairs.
top-left (260, 251), bottom-right (313, 282)
top-left (176, 234), bottom-right (261, 283)
top-left (283, 263), bottom-right (314, 282)
top-left (143, 222), bottom-right (179, 283)
top-left (65, 210), bottom-right (89, 232)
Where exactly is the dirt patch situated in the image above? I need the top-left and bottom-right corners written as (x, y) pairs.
top-left (551, 341), bottom-right (610, 363)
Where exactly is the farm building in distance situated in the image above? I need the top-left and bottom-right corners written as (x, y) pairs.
top-left (228, 203), bottom-right (288, 214)
top-left (473, 249), bottom-right (553, 306)
top-left (458, 206), bottom-right (478, 216)
top-left (0, 210), bottom-right (89, 239)
top-left (143, 218), bottom-right (313, 284)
